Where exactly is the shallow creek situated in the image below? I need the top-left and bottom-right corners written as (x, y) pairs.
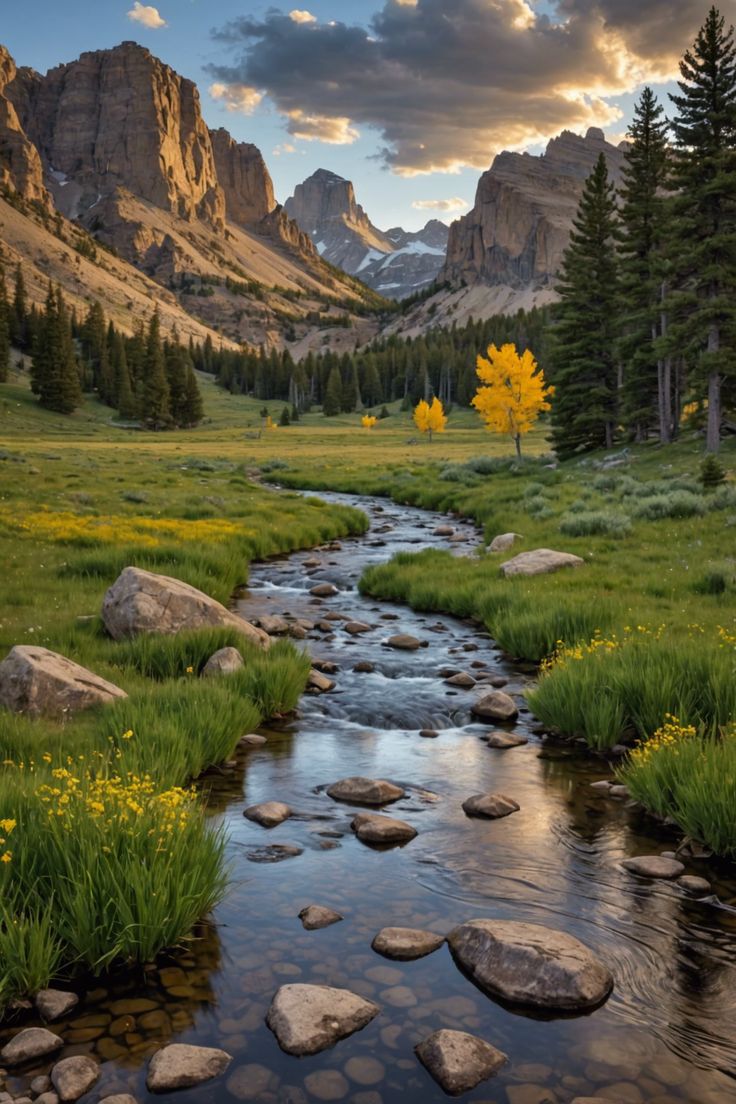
top-left (3, 493), bottom-right (736, 1104)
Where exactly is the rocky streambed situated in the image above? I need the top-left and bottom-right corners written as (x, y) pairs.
top-left (1, 493), bottom-right (735, 1104)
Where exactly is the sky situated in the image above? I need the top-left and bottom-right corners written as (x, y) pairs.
top-left (3, 0), bottom-right (734, 231)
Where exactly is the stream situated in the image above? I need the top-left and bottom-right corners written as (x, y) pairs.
top-left (2, 493), bottom-right (736, 1103)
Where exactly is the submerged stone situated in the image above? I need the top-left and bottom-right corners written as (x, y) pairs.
top-left (415, 1028), bottom-right (507, 1095)
top-left (266, 984), bottom-right (379, 1056)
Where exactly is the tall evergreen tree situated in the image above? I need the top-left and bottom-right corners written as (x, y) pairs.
top-left (549, 154), bottom-right (620, 457)
top-left (165, 341), bottom-right (189, 425)
top-left (669, 6), bottom-right (736, 452)
top-left (617, 87), bottom-right (671, 442)
top-left (35, 286), bottom-right (82, 414)
top-left (141, 312), bottom-right (171, 430)
top-left (323, 363), bottom-right (343, 416)
top-left (10, 265), bottom-right (27, 350)
top-left (181, 367), bottom-right (204, 427)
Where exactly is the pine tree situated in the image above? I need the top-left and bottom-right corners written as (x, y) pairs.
top-left (669, 6), bottom-right (736, 452)
top-left (549, 154), bottom-right (620, 458)
top-left (617, 87), bottom-right (671, 442)
top-left (10, 265), bottom-right (27, 350)
top-left (323, 364), bottom-right (342, 416)
top-left (35, 286), bottom-right (81, 414)
top-left (165, 342), bottom-right (189, 425)
top-left (0, 267), bottom-right (9, 383)
top-left (112, 335), bottom-right (138, 421)
top-left (141, 312), bottom-right (171, 430)
top-left (180, 367), bottom-right (204, 427)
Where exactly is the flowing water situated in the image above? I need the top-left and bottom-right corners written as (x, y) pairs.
top-left (3, 494), bottom-right (736, 1104)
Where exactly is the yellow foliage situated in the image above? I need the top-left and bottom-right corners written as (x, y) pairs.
top-left (265, 416), bottom-right (277, 431)
top-left (472, 343), bottom-right (553, 456)
top-left (413, 397), bottom-right (447, 440)
top-left (361, 415), bottom-right (378, 429)
top-left (0, 507), bottom-right (246, 549)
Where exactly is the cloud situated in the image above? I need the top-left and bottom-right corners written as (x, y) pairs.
top-left (272, 142), bottom-right (297, 156)
top-left (127, 1), bottom-right (166, 29)
top-left (289, 9), bottom-right (317, 23)
top-left (208, 0), bottom-right (735, 175)
top-left (209, 82), bottom-right (263, 114)
top-left (412, 197), bottom-right (469, 212)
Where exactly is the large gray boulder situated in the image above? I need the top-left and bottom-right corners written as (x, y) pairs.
top-left (146, 1044), bottom-right (232, 1092)
top-left (448, 919), bottom-right (612, 1011)
top-left (471, 691), bottom-right (518, 723)
top-left (266, 984), bottom-right (379, 1056)
top-left (101, 567), bottom-right (268, 646)
top-left (500, 549), bottom-right (584, 577)
top-left (488, 533), bottom-right (521, 553)
top-left (415, 1029), bottom-right (507, 1095)
top-left (0, 646), bottom-right (127, 718)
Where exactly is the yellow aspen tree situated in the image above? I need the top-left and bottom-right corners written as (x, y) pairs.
top-left (472, 343), bottom-right (553, 458)
top-left (361, 414), bottom-right (377, 429)
top-left (265, 415), bottom-right (277, 431)
top-left (413, 397), bottom-right (447, 442)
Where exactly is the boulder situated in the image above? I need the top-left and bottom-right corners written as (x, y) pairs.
top-left (462, 793), bottom-right (520, 819)
top-left (484, 731), bottom-right (528, 749)
top-left (488, 533), bottom-right (521, 553)
top-left (678, 875), bottom-right (712, 896)
top-left (308, 669), bottom-right (335, 693)
top-left (35, 1094), bottom-right (60, 1104)
top-left (101, 568), bottom-right (267, 646)
top-left (344, 621), bottom-right (372, 635)
top-left (447, 919), bottom-right (613, 1011)
top-left (415, 1029), bottom-right (507, 1095)
top-left (351, 813), bottom-right (417, 846)
top-left (326, 777), bottom-right (404, 807)
top-left (298, 905), bottom-right (344, 930)
top-left (201, 647), bottom-right (244, 678)
top-left (146, 1044), bottom-right (232, 1092)
top-left (386, 634), bottom-right (424, 651)
top-left (622, 856), bottom-right (685, 879)
top-left (35, 989), bottom-right (79, 1022)
top-left (50, 1057), bottom-right (99, 1102)
top-left (0, 646), bottom-right (127, 718)
top-left (266, 984), bottom-right (379, 1056)
top-left (500, 549), bottom-right (584, 578)
top-left (471, 691), bottom-right (519, 722)
top-left (309, 583), bottom-right (339, 598)
top-left (371, 927), bottom-right (445, 961)
top-left (445, 672), bottom-right (476, 688)
top-left (433, 526), bottom-right (455, 536)
top-left (1, 1028), bottom-right (63, 1065)
top-left (244, 801), bottom-right (292, 828)
top-left (256, 615), bottom-right (290, 635)
top-left (353, 661), bottom-right (375, 673)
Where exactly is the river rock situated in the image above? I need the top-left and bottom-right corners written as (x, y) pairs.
top-left (201, 647), bottom-right (244, 677)
top-left (415, 1028), bottom-right (507, 1095)
top-left (371, 928), bottom-right (445, 960)
top-left (303, 1071), bottom-right (349, 1100)
top-left (50, 1056), bottom-right (99, 1102)
top-left (308, 669), bottom-right (335, 692)
top-left (471, 691), bottom-right (519, 722)
top-left (299, 905), bottom-right (344, 930)
top-left (146, 1044), bottom-right (232, 1092)
top-left (1, 1028), bottom-right (63, 1065)
top-left (462, 793), bottom-right (520, 819)
top-left (256, 615), bottom-right (290, 635)
top-left (445, 672), bottom-right (476, 688)
top-left (386, 634), bottom-right (424, 650)
top-left (353, 661), bottom-right (375, 673)
top-left (0, 646), bottom-right (127, 718)
top-left (622, 856), bottom-right (685, 879)
top-left (419, 728), bottom-right (439, 738)
top-left (30, 1077), bottom-right (52, 1095)
top-left (500, 549), bottom-right (585, 577)
top-left (488, 533), bottom-right (521, 553)
top-left (344, 622), bottom-right (371, 635)
top-left (678, 875), bottom-right (712, 895)
top-left (310, 584), bottom-right (339, 598)
top-left (245, 844), bottom-right (303, 863)
top-left (484, 731), bottom-right (528, 748)
top-left (266, 984), bottom-right (379, 1056)
top-left (433, 526), bottom-right (455, 536)
top-left (35, 989), bottom-right (79, 1022)
top-left (244, 801), bottom-right (292, 827)
top-left (327, 777), bottom-right (404, 806)
top-left (351, 813), bottom-right (417, 845)
top-left (99, 1097), bottom-right (138, 1104)
top-left (35, 1094), bottom-right (60, 1104)
top-left (239, 733), bottom-right (267, 747)
top-left (102, 568), bottom-right (267, 646)
top-left (447, 919), bottom-right (613, 1011)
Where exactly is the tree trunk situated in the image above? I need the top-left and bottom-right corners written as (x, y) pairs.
top-left (657, 285), bottom-right (672, 444)
top-left (515, 434), bottom-right (522, 460)
top-left (706, 322), bottom-right (721, 453)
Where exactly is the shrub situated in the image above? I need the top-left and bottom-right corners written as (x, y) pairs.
top-left (700, 454), bottom-right (726, 490)
top-left (559, 511), bottom-right (632, 538)
top-left (631, 491), bottom-right (706, 520)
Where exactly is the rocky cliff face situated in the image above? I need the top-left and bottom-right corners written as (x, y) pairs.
top-left (443, 127), bottom-right (626, 291)
top-left (285, 168), bottom-right (447, 299)
top-left (0, 46), bottom-right (49, 208)
top-left (209, 127), bottom-right (275, 227)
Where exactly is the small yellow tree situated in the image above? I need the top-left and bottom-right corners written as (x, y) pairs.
top-left (361, 414), bottom-right (377, 429)
top-left (472, 343), bottom-right (553, 458)
top-left (413, 397), bottom-right (447, 442)
top-left (264, 415), bottom-right (278, 431)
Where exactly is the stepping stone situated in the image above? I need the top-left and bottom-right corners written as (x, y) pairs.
top-left (433, 526), bottom-right (455, 536)
top-left (353, 661), bottom-right (375, 673)
top-left (416, 1028), bottom-right (507, 1095)
top-left (146, 1044), bottom-right (232, 1092)
top-left (1, 1028), bottom-right (63, 1065)
top-left (308, 670), bottom-right (335, 692)
top-left (35, 990), bottom-right (79, 1022)
top-left (445, 672), bottom-right (476, 688)
top-left (344, 622), bottom-right (372, 634)
top-left (386, 634), bottom-right (425, 650)
top-left (244, 802), bottom-right (292, 828)
top-left (266, 984), bottom-right (379, 1056)
top-left (678, 875), bottom-right (712, 896)
top-left (419, 729), bottom-right (439, 738)
top-left (484, 731), bottom-right (528, 749)
top-left (447, 919), bottom-right (613, 1011)
top-left (471, 691), bottom-right (518, 722)
top-left (621, 855), bottom-right (685, 879)
top-left (462, 793), bottom-right (520, 819)
top-left (50, 1056), bottom-right (99, 1102)
top-left (310, 584), bottom-right (339, 597)
top-left (372, 927), bottom-right (445, 960)
top-left (351, 813), bottom-right (417, 846)
top-left (327, 777), bottom-right (404, 806)
top-left (298, 905), bottom-right (344, 931)
top-left (245, 844), bottom-right (303, 864)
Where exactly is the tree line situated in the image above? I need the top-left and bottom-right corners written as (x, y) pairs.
top-left (0, 265), bottom-right (203, 428)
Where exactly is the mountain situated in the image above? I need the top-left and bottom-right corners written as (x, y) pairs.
top-left (0, 42), bottom-right (384, 353)
top-left (285, 169), bottom-right (448, 300)
top-left (391, 127), bottom-right (628, 336)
